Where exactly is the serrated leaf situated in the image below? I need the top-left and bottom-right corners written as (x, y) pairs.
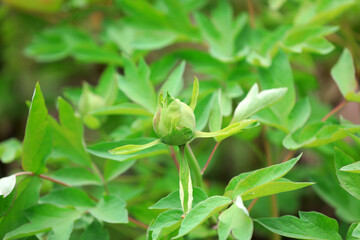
top-left (175, 196), bottom-right (232, 238)
top-left (118, 58), bottom-right (157, 113)
top-left (4, 204), bottom-right (82, 240)
top-left (90, 195), bottom-right (128, 224)
top-left (334, 148), bottom-right (360, 200)
top-left (88, 138), bottom-right (168, 162)
top-left (149, 187), bottom-right (208, 210)
top-left (22, 83), bottom-right (52, 174)
top-left (50, 97), bottom-right (91, 167)
top-left (255, 211), bottom-right (342, 240)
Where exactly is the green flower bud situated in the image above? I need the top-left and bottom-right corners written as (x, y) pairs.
top-left (153, 92), bottom-right (196, 146)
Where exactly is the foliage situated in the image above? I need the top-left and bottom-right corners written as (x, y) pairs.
top-left (1, 0), bottom-right (360, 239)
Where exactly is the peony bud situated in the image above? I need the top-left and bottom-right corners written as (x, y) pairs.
top-left (153, 92), bottom-right (196, 146)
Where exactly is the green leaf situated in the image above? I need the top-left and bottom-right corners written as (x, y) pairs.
top-left (175, 196), bottom-right (232, 238)
top-left (287, 97), bottom-right (311, 132)
top-left (90, 195), bottom-right (128, 224)
top-left (0, 177), bottom-right (41, 239)
top-left (334, 147), bottom-right (360, 200)
top-left (0, 138), bottom-right (22, 164)
top-left (80, 220), bottom-right (109, 240)
top-left (218, 199), bottom-right (253, 240)
top-left (269, 0), bottom-right (286, 10)
top-left (4, 204), bottom-right (82, 240)
top-left (232, 84), bottom-right (287, 123)
top-left (104, 160), bottom-right (136, 182)
top-left (347, 223), bottom-right (360, 240)
top-left (40, 188), bottom-right (96, 207)
top-left (88, 138), bottom-right (168, 162)
top-left (149, 209), bottom-right (183, 240)
top-left (226, 154), bottom-right (301, 199)
top-left (149, 187), bottom-right (208, 210)
top-left (240, 178), bottom-right (314, 201)
top-left (331, 48), bottom-right (360, 102)
top-left (118, 58), bottom-right (157, 113)
top-left (195, 2), bottom-right (248, 61)
top-left (195, 119), bottom-right (258, 142)
top-left (255, 211), bottom-right (342, 240)
top-left (190, 76), bottom-right (199, 111)
top-left (0, 190), bottom-right (15, 217)
top-left (340, 161), bottom-right (360, 173)
top-left (209, 89), bottom-right (222, 132)
top-left (257, 51), bottom-right (295, 119)
top-left (72, 44), bottom-right (123, 65)
top-left (50, 167), bottom-right (101, 186)
top-left (110, 139), bottom-right (161, 155)
top-left (90, 103), bottom-right (153, 117)
top-left (194, 92), bottom-right (214, 131)
top-left (22, 82), bottom-right (52, 174)
top-left (50, 97), bottom-right (91, 167)
top-left (159, 61), bottom-right (185, 98)
top-left (0, 175), bottom-right (16, 198)
top-left (95, 65), bottom-right (118, 106)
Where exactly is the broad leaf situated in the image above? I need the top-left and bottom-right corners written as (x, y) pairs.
top-left (51, 167), bottom-right (101, 186)
top-left (334, 147), bottom-right (360, 200)
top-left (209, 89), bottom-right (222, 132)
top-left (218, 198), bottom-right (253, 240)
top-left (104, 160), bottom-right (137, 182)
top-left (159, 61), bottom-right (185, 97)
top-left (149, 209), bottom-right (183, 240)
top-left (225, 154), bottom-right (301, 198)
top-left (80, 220), bottom-right (109, 240)
top-left (0, 138), bottom-right (22, 164)
top-left (90, 103), bottom-right (153, 117)
top-left (90, 195), bottom-right (128, 224)
top-left (0, 177), bottom-right (41, 239)
top-left (255, 211), bottom-right (342, 240)
top-left (175, 196), bottom-right (232, 238)
top-left (331, 48), bottom-right (360, 102)
top-left (232, 84), bottom-right (287, 123)
top-left (4, 204), bottom-right (82, 240)
top-left (40, 188), bottom-right (96, 207)
top-left (22, 83), bottom-right (52, 174)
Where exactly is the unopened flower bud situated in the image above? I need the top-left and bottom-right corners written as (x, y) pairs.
top-left (153, 92), bottom-right (196, 146)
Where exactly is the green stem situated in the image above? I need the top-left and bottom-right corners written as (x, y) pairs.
top-left (179, 145), bottom-right (193, 214)
top-left (185, 144), bottom-right (204, 188)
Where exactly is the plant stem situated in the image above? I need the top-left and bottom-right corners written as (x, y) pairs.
top-left (247, 0), bottom-right (255, 28)
top-left (128, 216), bottom-right (148, 229)
top-left (169, 146), bottom-right (180, 171)
top-left (202, 142), bottom-right (220, 174)
top-left (247, 198), bottom-right (258, 212)
top-left (281, 150), bottom-right (295, 163)
top-left (185, 144), bottom-right (204, 188)
top-left (321, 99), bottom-right (347, 122)
top-left (179, 145), bottom-right (193, 214)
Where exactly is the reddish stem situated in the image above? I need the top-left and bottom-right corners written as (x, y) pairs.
top-left (281, 150), bottom-right (295, 163)
top-left (169, 146), bottom-right (180, 171)
top-left (247, 0), bottom-right (255, 28)
top-left (202, 142), bottom-right (220, 174)
top-left (321, 99), bottom-right (347, 122)
top-left (247, 198), bottom-right (258, 212)
top-left (129, 216), bottom-right (148, 229)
